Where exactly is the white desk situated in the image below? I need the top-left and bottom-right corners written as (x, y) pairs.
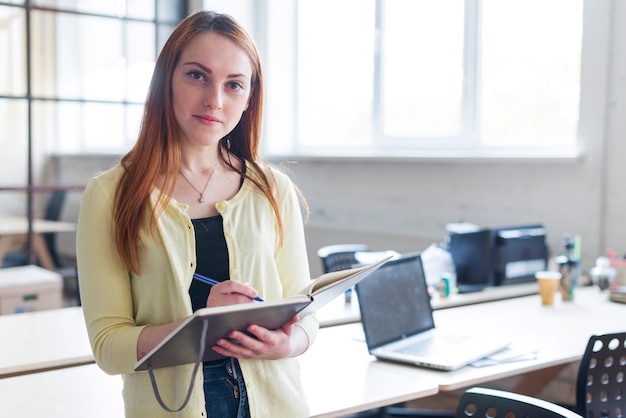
top-left (0, 216), bottom-right (76, 270)
top-left (0, 282), bottom-right (550, 379)
top-left (0, 335), bottom-right (437, 418)
top-left (321, 286), bottom-right (625, 394)
top-left (300, 325), bottom-right (439, 417)
top-left (0, 306), bottom-right (93, 378)
top-left (0, 364), bottom-right (124, 418)
top-left (0, 286), bottom-right (621, 417)
top-left (429, 285), bottom-right (625, 392)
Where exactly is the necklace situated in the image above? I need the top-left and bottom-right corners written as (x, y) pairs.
top-left (179, 161), bottom-right (219, 203)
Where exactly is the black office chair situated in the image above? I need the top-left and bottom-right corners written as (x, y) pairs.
top-left (42, 190), bottom-right (80, 305)
top-left (41, 190), bottom-right (67, 268)
top-left (575, 332), bottom-right (626, 418)
top-left (317, 244), bottom-right (370, 273)
top-left (456, 387), bottom-right (584, 418)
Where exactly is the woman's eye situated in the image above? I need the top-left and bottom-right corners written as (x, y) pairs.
top-left (227, 81), bottom-right (244, 91)
top-left (187, 71), bottom-right (205, 81)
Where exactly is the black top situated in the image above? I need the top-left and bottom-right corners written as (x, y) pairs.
top-left (189, 165), bottom-right (245, 311)
top-left (189, 215), bottom-right (230, 312)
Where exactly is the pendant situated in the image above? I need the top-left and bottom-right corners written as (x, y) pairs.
top-left (199, 194), bottom-right (205, 203)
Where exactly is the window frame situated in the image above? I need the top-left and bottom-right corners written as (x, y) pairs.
top-left (262, 0), bottom-right (610, 161)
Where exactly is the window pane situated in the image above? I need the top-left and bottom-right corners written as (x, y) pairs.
top-left (382, 0), bottom-right (464, 138)
top-left (0, 6), bottom-right (26, 96)
top-left (31, 11), bottom-right (155, 102)
top-left (156, 1), bottom-right (184, 23)
top-left (126, 21), bottom-right (157, 102)
top-left (157, 23), bottom-right (177, 52)
top-left (297, 0), bottom-right (375, 148)
top-left (33, 101), bottom-right (141, 153)
top-left (31, 0), bottom-right (155, 20)
top-left (0, 99), bottom-right (28, 186)
top-left (480, 0), bottom-right (582, 146)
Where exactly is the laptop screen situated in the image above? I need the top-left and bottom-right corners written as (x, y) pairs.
top-left (355, 253), bottom-right (434, 350)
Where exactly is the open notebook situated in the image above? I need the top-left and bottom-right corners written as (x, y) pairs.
top-left (135, 254), bottom-right (392, 372)
top-left (355, 252), bottom-right (510, 371)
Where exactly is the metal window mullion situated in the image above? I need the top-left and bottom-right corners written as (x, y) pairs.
top-left (293, 0), bottom-right (302, 154)
top-left (462, 0), bottom-right (481, 146)
top-left (372, 0), bottom-right (384, 145)
top-left (25, 0), bottom-right (35, 263)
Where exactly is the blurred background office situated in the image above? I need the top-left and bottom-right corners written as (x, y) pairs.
top-left (1, 0), bottom-right (623, 281)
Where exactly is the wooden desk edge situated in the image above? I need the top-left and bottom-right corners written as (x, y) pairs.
top-left (431, 282), bottom-right (539, 310)
top-left (0, 356), bottom-right (95, 379)
top-left (437, 357), bottom-right (581, 392)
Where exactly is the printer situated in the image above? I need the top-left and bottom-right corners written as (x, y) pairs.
top-left (491, 224), bottom-right (548, 286)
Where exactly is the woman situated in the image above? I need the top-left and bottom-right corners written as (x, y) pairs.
top-left (77, 10), bottom-right (318, 418)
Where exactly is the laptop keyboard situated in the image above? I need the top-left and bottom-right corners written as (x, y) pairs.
top-left (394, 334), bottom-right (470, 356)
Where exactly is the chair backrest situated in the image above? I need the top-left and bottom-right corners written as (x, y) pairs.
top-left (456, 387), bottom-right (583, 418)
top-left (317, 244), bottom-right (370, 273)
top-left (42, 190), bottom-right (68, 267)
top-left (576, 332), bottom-right (626, 417)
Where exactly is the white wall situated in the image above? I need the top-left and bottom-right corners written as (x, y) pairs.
top-left (293, 157), bottom-right (605, 278)
top-left (603, 1), bottom-right (626, 265)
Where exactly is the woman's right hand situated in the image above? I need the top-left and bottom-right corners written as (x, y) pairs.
top-left (206, 280), bottom-right (261, 307)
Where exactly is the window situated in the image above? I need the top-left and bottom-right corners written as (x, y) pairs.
top-left (0, 0), bottom-right (184, 188)
top-left (264, 0), bottom-right (599, 158)
top-left (0, 0), bottom-right (186, 267)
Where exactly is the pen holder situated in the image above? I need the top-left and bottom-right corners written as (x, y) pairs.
top-left (556, 256), bottom-right (578, 302)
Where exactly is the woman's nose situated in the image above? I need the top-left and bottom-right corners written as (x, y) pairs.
top-left (203, 86), bottom-right (222, 110)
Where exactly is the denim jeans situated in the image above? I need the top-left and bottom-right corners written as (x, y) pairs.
top-left (203, 358), bottom-right (250, 418)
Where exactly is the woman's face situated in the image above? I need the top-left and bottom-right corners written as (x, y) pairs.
top-left (172, 31), bottom-right (252, 147)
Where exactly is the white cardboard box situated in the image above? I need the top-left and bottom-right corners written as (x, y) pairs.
top-left (0, 265), bottom-right (63, 314)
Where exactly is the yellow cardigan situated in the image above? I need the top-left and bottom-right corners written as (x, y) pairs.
top-left (77, 163), bottom-right (318, 418)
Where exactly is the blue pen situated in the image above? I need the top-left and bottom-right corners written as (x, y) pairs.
top-left (193, 273), bottom-right (263, 302)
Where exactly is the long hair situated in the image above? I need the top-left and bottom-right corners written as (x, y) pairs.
top-left (114, 10), bottom-right (294, 275)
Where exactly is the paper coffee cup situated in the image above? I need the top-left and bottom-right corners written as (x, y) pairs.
top-left (535, 271), bottom-right (562, 306)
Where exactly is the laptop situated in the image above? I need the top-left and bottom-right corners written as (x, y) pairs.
top-left (355, 252), bottom-right (511, 371)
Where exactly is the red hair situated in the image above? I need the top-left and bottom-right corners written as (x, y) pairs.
top-left (114, 11), bottom-right (296, 274)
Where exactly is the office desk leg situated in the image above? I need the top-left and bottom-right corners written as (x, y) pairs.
top-left (0, 236), bottom-right (10, 266)
top-left (32, 234), bottom-right (56, 270)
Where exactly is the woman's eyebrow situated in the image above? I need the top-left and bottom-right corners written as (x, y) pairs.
top-left (183, 61), bottom-right (249, 79)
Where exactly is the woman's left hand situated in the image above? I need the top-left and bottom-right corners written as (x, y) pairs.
top-left (212, 315), bottom-right (302, 360)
